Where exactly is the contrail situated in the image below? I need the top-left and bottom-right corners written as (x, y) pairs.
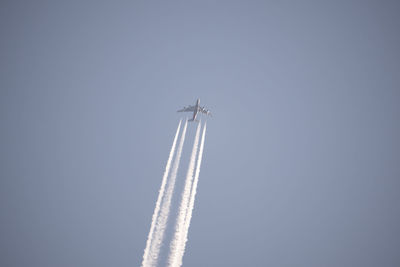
top-left (148, 120), bottom-right (188, 267)
top-left (178, 123), bottom-right (207, 267)
top-left (168, 122), bottom-right (201, 267)
top-left (141, 120), bottom-right (182, 267)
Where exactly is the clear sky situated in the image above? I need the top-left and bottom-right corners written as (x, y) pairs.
top-left (1, 1), bottom-right (399, 267)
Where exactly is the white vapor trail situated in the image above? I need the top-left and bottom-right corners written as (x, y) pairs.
top-left (178, 123), bottom-right (207, 267)
top-left (141, 120), bottom-right (182, 267)
top-left (168, 122), bottom-right (202, 267)
top-left (147, 120), bottom-right (188, 267)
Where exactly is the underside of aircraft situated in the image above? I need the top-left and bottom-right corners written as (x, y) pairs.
top-left (177, 99), bottom-right (211, 122)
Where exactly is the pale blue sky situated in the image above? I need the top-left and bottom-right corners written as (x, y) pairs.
top-left (1, 1), bottom-right (400, 266)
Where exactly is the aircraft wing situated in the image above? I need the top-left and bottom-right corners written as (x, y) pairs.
top-left (199, 107), bottom-right (212, 116)
top-left (177, 105), bottom-right (196, 112)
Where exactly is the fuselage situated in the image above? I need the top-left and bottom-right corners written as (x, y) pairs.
top-left (191, 99), bottom-right (200, 121)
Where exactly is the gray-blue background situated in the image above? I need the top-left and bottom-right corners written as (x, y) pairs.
top-left (1, 1), bottom-right (399, 266)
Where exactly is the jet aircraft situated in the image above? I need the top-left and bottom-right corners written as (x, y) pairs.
top-left (177, 99), bottom-right (211, 122)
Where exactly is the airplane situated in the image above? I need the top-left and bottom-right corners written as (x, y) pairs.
top-left (177, 99), bottom-right (211, 122)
